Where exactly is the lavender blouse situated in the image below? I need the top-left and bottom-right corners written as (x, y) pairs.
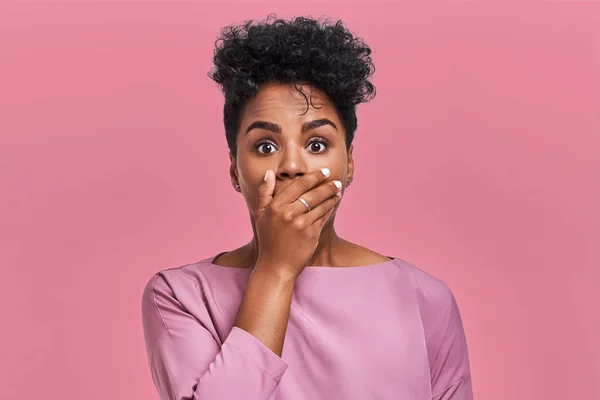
top-left (141, 252), bottom-right (473, 399)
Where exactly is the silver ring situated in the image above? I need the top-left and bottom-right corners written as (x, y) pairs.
top-left (297, 196), bottom-right (311, 212)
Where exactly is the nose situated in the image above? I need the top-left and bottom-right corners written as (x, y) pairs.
top-left (276, 145), bottom-right (308, 181)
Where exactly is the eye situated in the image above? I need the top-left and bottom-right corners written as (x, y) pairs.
top-left (255, 140), bottom-right (277, 155)
top-left (254, 137), bottom-right (329, 155)
top-left (307, 138), bottom-right (328, 154)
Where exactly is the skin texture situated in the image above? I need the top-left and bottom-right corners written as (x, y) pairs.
top-left (221, 82), bottom-right (391, 356)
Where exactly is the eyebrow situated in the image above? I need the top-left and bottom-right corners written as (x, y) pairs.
top-left (245, 118), bottom-right (338, 135)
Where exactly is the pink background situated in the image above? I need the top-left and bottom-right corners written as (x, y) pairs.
top-left (1, 1), bottom-right (598, 399)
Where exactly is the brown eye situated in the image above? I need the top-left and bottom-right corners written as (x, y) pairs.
top-left (308, 138), bottom-right (328, 154)
top-left (255, 140), bottom-right (277, 154)
top-left (254, 138), bottom-right (329, 155)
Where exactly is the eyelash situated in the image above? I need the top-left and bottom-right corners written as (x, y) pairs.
top-left (254, 137), bottom-right (329, 155)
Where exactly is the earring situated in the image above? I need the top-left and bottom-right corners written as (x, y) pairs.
top-left (235, 183), bottom-right (240, 191)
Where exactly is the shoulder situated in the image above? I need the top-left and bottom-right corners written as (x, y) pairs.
top-left (140, 254), bottom-right (246, 318)
top-left (141, 261), bottom-right (205, 305)
top-left (140, 257), bottom-right (219, 330)
top-left (396, 259), bottom-right (461, 332)
top-left (139, 257), bottom-right (225, 360)
top-left (398, 261), bottom-right (473, 392)
top-left (394, 257), bottom-right (455, 311)
top-left (393, 258), bottom-right (465, 367)
top-left (143, 260), bottom-right (205, 287)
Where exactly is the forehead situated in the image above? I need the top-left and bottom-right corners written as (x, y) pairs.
top-left (244, 82), bottom-right (337, 117)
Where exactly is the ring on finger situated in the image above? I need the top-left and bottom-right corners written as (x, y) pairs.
top-left (297, 196), bottom-right (311, 212)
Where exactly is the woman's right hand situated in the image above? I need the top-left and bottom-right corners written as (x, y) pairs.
top-left (253, 167), bottom-right (343, 279)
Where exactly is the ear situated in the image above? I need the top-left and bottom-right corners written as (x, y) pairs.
top-left (346, 144), bottom-right (354, 187)
top-left (229, 151), bottom-right (240, 191)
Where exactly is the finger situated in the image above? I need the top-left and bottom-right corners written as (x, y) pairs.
top-left (313, 199), bottom-right (339, 230)
top-left (276, 167), bottom-right (331, 205)
top-left (290, 178), bottom-right (341, 217)
top-left (301, 192), bottom-right (341, 225)
top-left (256, 169), bottom-right (275, 212)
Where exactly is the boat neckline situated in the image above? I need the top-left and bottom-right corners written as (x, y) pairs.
top-left (202, 251), bottom-right (400, 271)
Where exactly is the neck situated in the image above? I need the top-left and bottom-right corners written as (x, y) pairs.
top-left (245, 214), bottom-right (344, 267)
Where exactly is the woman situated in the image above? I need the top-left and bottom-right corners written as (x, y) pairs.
top-left (141, 14), bottom-right (473, 400)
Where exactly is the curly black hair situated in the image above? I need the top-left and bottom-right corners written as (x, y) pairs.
top-left (207, 14), bottom-right (376, 157)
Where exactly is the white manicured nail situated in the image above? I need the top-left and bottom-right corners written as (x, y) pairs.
top-left (333, 180), bottom-right (342, 189)
top-left (321, 168), bottom-right (330, 176)
top-left (264, 170), bottom-right (269, 181)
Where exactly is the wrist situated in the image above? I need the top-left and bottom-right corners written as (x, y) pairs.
top-left (252, 261), bottom-right (299, 285)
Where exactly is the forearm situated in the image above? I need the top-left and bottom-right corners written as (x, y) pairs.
top-left (143, 271), bottom-right (290, 400)
top-left (234, 262), bottom-right (297, 357)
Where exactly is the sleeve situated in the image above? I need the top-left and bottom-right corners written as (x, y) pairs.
top-left (430, 288), bottom-right (473, 400)
top-left (140, 272), bottom-right (289, 400)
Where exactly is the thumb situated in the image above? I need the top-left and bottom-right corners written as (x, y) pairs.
top-left (256, 169), bottom-right (275, 211)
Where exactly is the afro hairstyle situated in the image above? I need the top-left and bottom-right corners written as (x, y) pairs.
top-left (207, 14), bottom-right (376, 157)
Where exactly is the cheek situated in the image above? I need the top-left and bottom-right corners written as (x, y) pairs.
top-left (240, 185), bottom-right (259, 217)
top-left (236, 155), bottom-right (269, 186)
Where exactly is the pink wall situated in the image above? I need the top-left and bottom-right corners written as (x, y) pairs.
top-left (0, 2), bottom-right (598, 399)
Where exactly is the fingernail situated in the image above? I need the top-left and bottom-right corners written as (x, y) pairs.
top-left (264, 170), bottom-right (270, 181)
top-left (333, 180), bottom-right (342, 189)
top-left (321, 168), bottom-right (330, 176)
